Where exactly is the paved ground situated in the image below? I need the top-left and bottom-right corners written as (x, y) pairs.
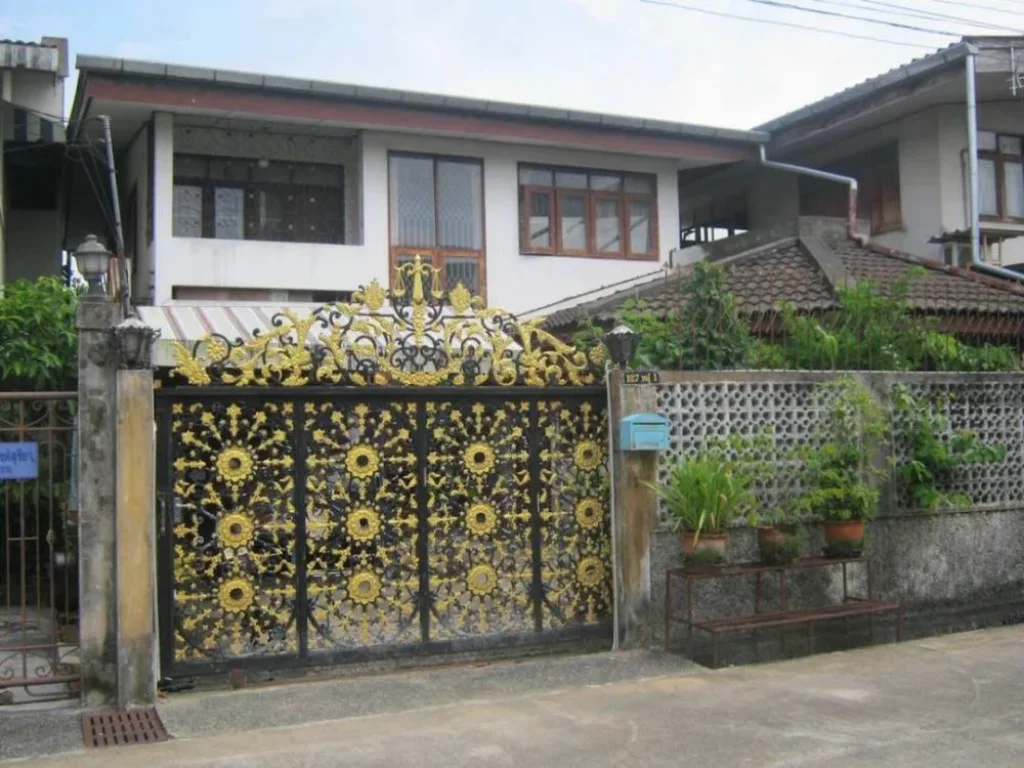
top-left (4, 626), bottom-right (1024, 767)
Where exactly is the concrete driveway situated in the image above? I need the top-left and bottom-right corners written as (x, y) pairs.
top-left (7, 625), bottom-right (1024, 767)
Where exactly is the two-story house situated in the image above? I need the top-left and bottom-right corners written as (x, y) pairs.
top-left (64, 55), bottom-right (767, 316)
top-left (679, 37), bottom-right (1024, 272)
top-left (1, 36), bottom-right (68, 285)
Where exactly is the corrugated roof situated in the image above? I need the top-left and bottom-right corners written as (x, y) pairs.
top-left (75, 54), bottom-right (769, 146)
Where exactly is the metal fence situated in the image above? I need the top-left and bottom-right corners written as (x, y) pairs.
top-left (0, 393), bottom-right (79, 705)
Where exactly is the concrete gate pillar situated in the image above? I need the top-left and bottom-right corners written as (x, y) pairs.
top-left (76, 297), bottom-right (121, 707)
top-left (77, 284), bottom-right (158, 708)
top-left (608, 370), bottom-right (659, 649)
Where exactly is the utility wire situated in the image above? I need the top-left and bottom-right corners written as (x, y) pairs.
top-left (922, 0), bottom-right (1024, 15)
top-left (814, 0), bottom-right (1024, 34)
top-left (730, 0), bottom-right (960, 36)
top-left (638, 0), bottom-right (942, 48)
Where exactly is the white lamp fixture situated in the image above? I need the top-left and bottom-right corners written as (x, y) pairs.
top-left (75, 235), bottom-right (111, 298)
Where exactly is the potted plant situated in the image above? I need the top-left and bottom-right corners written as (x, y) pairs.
top-left (798, 378), bottom-right (888, 557)
top-left (650, 449), bottom-right (754, 566)
top-left (752, 507), bottom-right (804, 565)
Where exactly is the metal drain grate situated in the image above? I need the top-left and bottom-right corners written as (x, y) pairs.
top-left (82, 707), bottom-right (170, 748)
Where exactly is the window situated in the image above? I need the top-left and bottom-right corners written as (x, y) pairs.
top-left (388, 153), bottom-right (485, 296)
top-left (978, 131), bottom-right (1024, 221)
top-left (172, 154), bottom-right (345, 244)
top-left (799, 143), bottom-right (901, 233)
top-left (518, 165), bottom-right (658, 259)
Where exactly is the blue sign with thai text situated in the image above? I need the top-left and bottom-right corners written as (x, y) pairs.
top-left (0, 442), bottom-right (39, 481)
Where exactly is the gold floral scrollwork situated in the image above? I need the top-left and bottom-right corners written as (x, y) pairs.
top-left (463, 443), bottom-right (496, 476)
top-left (346, 445), bottom-right (381, 479)
top-left (574, 441), bottom-right (602, 472)
top-left (575, 498), bottom-right (603, 530)
top-left (346, 508), bottom-right (382, 542)
top-left (467, 564), bottom-right (498, 596)
top-left (219, 578), bottom-right (256, 613)
top-left (466, 502), bottom-right (497, 535)
top-left (348, 571), bottom-right (383, 606)
top-left (168, 256), bottom-right (601, 388)
top-left (576, 557), bottom-right (605, 588)
top-left (217, 513), bottom-right (255, 548)
top-left (216, 446), bottom-right (254, 484)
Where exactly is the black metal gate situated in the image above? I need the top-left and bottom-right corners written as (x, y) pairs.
top-left (156, 388), bottom-right (609, 674)
top-left (0, 392), bottom-right (79, 703)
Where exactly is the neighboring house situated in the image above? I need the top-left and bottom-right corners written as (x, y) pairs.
top-left (536, 217), bottom-right (1024, 346)
top-left (679, 37), bottom-right (1024, 271)
top-left (0, 37), bottom-right (68, 285)
top-left (64, 55), bottom-right (766, 314)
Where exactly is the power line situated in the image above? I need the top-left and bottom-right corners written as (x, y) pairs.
top-left (638, 0), bottom-right (943, 49)
top-left (922, 0), bottom-right (1024, 15)
top-left (730, 0), bottom-right (961, 36)
top-left (816, 0), bottom-right (1024, 34)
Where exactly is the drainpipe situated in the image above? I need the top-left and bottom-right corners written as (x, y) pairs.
top-left (605, 360), bottom-right (619, 651)
top-left (98, 114), bottom-right (132, 316)
top-left (758, 145), bottom-right (865, 244)
top-left (965, 46), bottom-right (1024, 284)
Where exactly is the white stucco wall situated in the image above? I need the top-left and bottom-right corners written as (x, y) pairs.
top-left (150, 119), bottom-right (681, 313)
top-left (9, 69), bottom-right (63, 122)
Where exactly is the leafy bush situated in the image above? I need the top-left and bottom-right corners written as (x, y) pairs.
top-left (798, 378), bottom-right (888, 522)
top-left (0, 277), bottom-right (79, 390)
top-left (894, 386), bottom-right (1007, 511)
top-left (619, 261), bottom-right (751, 370)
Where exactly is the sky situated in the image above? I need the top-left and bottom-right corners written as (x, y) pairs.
top-left (2, 0), bottom-right (1022, 130)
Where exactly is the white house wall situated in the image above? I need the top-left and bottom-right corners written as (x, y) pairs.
top-left (150, 116), bottom-right (681, 313)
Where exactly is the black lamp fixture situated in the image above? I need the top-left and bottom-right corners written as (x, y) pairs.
top-left (113, 315), bottom-right (160, 370)
top-left (75, 235), bottom-right (111, 298)
top-left (603, 324), bottom-right (641, 369)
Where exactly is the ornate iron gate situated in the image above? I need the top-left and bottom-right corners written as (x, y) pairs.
top-left (0, 393), bottom-right (79, 703)
top-left (157, 259), bottom-right (611, 674)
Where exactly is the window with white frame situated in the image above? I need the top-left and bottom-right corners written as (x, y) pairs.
top-left (978, 131), bottom-right (1024, 221)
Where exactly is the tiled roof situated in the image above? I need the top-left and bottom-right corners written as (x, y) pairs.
top-left (542, 232), bottom-right (1024, 331)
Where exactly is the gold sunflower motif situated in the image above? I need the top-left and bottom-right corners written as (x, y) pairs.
top-left (575, 498), bottom-right (604, 530)
top-left (466, 502), bottom-right (497, 535)
top-left (464, 443), bottom-right (496, 475)
top-left (218, 578), bottom-right (255, 613)
top-left (348, 571), bottom-right (382, 605)
top-left (217, 512), bottom-right (255, 548)
top-left (216, 446), bottom-right (254, 484)
top-left (574, 441), bottom-right (602, 472)
top-left (346, 507), bottom-right (382, 542)
top-left (576, 557), bottom-right (605, 588)
top-left (345, 445), bottom-right (381, 479)
top-left (467, 564), bottom-right (498, 596)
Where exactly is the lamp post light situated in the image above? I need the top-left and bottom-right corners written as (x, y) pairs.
top-left (75, 235), bottom-right (111, 298)
top-left (113, 315), bottom-right (160, 370)
top-left (603, 324), bottom-right (641, 370)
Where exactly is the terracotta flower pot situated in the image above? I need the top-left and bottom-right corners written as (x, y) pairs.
top-left (757, 526), bottom-right (800, 565)
top-left (824, 520), bottom-right (865, 544)
top-left (680, 531), bottom-right (727, 558)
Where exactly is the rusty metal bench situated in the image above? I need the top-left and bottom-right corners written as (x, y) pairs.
top-left (664, 556), bottom-right (903, 668)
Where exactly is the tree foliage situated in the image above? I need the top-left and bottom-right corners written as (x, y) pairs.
top-left (0, 277), bottom-right (79, 390)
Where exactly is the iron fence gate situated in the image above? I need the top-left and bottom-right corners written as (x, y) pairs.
top-left (0, 393), bottom-right (79, 704)
top-left (156, 388), bottom-right (610, 674)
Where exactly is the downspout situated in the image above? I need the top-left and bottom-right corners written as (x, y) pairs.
top-left (758, 145), bottom-right (866, 244)
top-left (98, 114), bottom-right (132, 316)
top-left (605, 360), bottom-right (619, 651)
top-left (965, 46), bottom-right (1024, 283)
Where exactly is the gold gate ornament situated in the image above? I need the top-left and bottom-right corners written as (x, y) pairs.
top-left (171, 256), bottom-right (605, 388)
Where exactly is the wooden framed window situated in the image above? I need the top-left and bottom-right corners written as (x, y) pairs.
top-left (978, 131), bottom-right (1024, 222)
top-left (798, 143), bottom-right (901, 234)
top-left (171, 154), bottom-right (345, 244)
top-left (518, 164), bottom-right (658, 260)
top-left (388, 152), bottom-right (486, 299)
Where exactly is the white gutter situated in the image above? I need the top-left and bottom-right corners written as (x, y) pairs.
top-left (965, 46), bottom-right (1024, 284)
top-left (757, 145), bottom-right (865, 244)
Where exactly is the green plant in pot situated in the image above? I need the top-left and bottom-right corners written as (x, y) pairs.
top-left (650, 449), bottom-right (754, 566)
top-left (751, 507), bottom-right (804, 565)
top-left (798, 378), bottom-right (888, 557)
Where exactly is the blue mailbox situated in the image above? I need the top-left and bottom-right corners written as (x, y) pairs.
top-left (619, 413), bottom-right (670, 452)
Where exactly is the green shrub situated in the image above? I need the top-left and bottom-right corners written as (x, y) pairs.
top-left (0, 277), bottom-right (79, 390)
